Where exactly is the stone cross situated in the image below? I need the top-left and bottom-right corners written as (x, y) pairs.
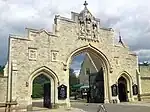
top-left (83, 1), bottom-right (88, 8)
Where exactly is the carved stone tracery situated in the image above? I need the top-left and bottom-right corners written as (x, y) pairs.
top-left (78, 6), bottom-right (99, 41)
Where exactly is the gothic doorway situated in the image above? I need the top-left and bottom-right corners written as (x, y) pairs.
top-left (68, 46), bottom-right (110, 103)
top-left (32, 74), bottom-right (52, 108)
top-left (118, 76), bottom-right (128, 102)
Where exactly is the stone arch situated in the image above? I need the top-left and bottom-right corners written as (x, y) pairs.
top-left (28, 66), bottom-right (59, 107)
top-left (66, 44), bottom-right (111, 70)
top-left (66, 44), bottom-right (111, 103)
top-left (117, 71), bottom-right (133, 102)
top-left (117, 71), bottom-right (133, 82)
top-left (29, 66), bottom-right (59, 84)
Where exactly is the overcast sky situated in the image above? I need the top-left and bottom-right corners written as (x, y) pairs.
top-left (0, 0), bottom-right (150, 67)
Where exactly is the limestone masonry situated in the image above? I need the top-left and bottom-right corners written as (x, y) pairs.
top-left (0, 1), bottom-right (150, 111)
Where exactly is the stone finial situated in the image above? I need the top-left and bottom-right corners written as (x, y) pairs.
top-left (118, 32), bottom-right (125, 47)
top-left (118, 32), bottom-right (122, 43)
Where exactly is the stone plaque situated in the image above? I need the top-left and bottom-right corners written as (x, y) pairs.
top-left (58, 84), bottom-right (67, 100)
top-left (28, 48), bottom-right (37, 61)
top-left (111, 84), bottom-right (118, 96)
top-left (132, 84), bottom-right (138, 95)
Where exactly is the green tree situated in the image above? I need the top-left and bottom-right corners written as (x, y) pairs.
top-left (69, 68), bottom-right (79, 86)
top-left (0, 65), bottom-right (4, 76)
top-left (32, 83), bottom-right (43, 98)
top-left (69, 68), bottom-right (80, 96)
top-left (143, 61), bottom-right (149, 66)
top-left (33, 74), bottom-right (50, 84)
top-left (32, 74), bottom-right (50, 99)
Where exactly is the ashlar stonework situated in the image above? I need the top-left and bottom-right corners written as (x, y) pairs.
top-left (0, 2), bottom-right (142, 111)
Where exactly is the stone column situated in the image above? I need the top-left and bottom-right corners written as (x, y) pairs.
top-left (64, 67), bottom-right (71, 109)
top-left (11, 60), bottom-right (18, 101)
top-left (27, 81), bottom-right (32, 111)
top-left (7, 62), bottom-right (12, 102)
top-left (11, 71), bottom-right (17, 101)
top-left (6, 38), bottom-right (13, 112)
top-left (129, 81), bottom-right (134, 102)
top-left (115, 82), bottom-right (120, 103)
top-left (66, 70), bottom-right (71, 109)
top-left (104, 67), bottom-right (109, 103)
top-left (137, 69), bottom-right (142, 101)
top-left (7, 38), bottom-right (12, 103)
top-left (136, 55), bottom-right (142, 101)
top-left (108, 68), bottom-right (113, 103)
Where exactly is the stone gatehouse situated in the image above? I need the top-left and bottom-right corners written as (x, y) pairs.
top-left (0, 1), bottom-right (141, 110)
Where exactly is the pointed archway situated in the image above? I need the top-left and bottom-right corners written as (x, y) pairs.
top-left (118, 76), bottom-right (128, 102)
top-left (66, 44), bottom-right (111, 103)
top-left (32, 74), bottom-right (51, 108)
top-left (117, 71), bottom-right (133, 102)
top-left (28, 66), bottom-right (59, 109)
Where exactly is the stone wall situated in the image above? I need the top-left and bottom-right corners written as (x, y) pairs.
top-left (141, 78), bottom-right (150, 94)
top-left (139, 64), bottom-right (150, 77)
top-left (139, 64), bottom-right (150, 95)
top-left (0, 76), bottom-right (7, 103)
top-left (79, 53), bottom-right (98, 86)
top-left (0, 4), bottom-right (139, 108)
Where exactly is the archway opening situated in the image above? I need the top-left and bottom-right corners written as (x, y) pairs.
top-left (118, 76), bottom-right (128, 102)
top-left (32, 74), bottom-right (51, 108)
top-left (69, 49), bottom-right (106, 103)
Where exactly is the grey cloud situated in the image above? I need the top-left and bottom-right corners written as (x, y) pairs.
top-left (135, 50), bottom-right (150, 62)
top-left (0, 0), bottom-right (59, 65)
top-left (95, 4), bottom-right (150, 62)
top-left (97, 12), bottom-right (121, 28)
top-left (0, 0), bottom-right (150, 65)
top-left (70, 61), bottom-right (82, 70)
